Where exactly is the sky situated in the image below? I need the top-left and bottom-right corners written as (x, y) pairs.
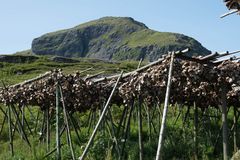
top-left (0, 0), bottom-right (239, 54)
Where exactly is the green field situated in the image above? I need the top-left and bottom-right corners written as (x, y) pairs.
top-left (0, 55), bottom-right (143, 87)
top-left (0, 56), bottom-right (239, 159)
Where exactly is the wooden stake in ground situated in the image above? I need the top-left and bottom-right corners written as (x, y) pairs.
top-left (0, 113), bottom-right (7, 136)
top-left (46, 107), bottom-right (50, 152)
top-left (56, 83), bottom-right (61, 160)
top-left (11, 105), bottom-right (31, 147)
top-left (233, 106), bottom-right (238, 152)
top-left (194, 102), bottom-right (198, 160)
top-left (155, 52), bottom-right (175, 160)
top-left (59, 85), bottom-right (76, 160)
top-left (138, 98), bottom-right (143, 160)
top-left (8, 106), bottom-right (14, 156)
top-left (21, 105), bottom-right (25, 140)
top-left (221, 85), bottom-right (228, 160)
top-left (68, 113), bottom-right (81, 145)
top-left (79, 71), bottom-right (123, 160)
top-left (120, 100), bottom-right (134, 160)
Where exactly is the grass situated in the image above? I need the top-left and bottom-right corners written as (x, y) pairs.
top-left (0, 56), bottom-right (144, 87)
top-left (0, 104), bottom-right (238, 160)
top-left (124, 29), bottom-right (178, 48)
top-left (0, 57), bottom-right (238, 159)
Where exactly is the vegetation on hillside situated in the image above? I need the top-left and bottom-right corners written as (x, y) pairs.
top-left (0, 58), bottom-right (239, 159)
top-left (32, 17), bottom-right (210, 61)
top-left (0, 55), bottom-right (143, 87)
top-left (0, 103), bottom-right (238, 159)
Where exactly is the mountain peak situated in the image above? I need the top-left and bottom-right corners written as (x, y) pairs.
top-left (32, 16), bottom-right (210, 61)
top-left (73, 16), bottom-right (148, 31)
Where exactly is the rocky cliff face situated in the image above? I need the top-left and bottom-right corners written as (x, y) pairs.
top-left (32, 17), bottom-right (210, 61)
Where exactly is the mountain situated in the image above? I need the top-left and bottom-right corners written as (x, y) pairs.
top-left (32, 17), bottom-right (210, 61)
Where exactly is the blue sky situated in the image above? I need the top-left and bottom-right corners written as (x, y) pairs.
top-left (0, 0), bottom-right (239, 54)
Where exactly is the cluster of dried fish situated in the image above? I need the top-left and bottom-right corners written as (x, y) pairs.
top-left (119, 57), bottom-right (240, 108)
top-left (224, 0), bottom-right (240, 10)
top-left (0, 70), bottom-right (112, 112)
top-left (1, 56), bottom-right (240, 111)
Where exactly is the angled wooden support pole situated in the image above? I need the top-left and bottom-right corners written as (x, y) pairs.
top-left (11, 105), bottom-right (31, 147)
top-left (59, 85), bottom-right (76, 160)
top-left (0, 112), bottom-right (7, 136)
top-left (220, 9), bottom-right (238, 18)
top-left (79, 71), bottom-right (123, 160)
top-left (138, 98), bottom-right (143, 160)
top-left (8, 106), bottom-right (14, 156)
top-left (155, 52), bottom-right (175, 160)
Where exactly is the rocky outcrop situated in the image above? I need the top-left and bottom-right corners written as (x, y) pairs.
top-left (49, 56), bottom-right (80, 63)
top-left (32, 17), bottom-right (210, 61)
top-left (0, 55), bottom-right (38, 63)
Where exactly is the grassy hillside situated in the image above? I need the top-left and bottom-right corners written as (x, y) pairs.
top-left (0, 55), bottom-right (143, 87)
top-left (32, 17), bottom-right (210, 61)
top-left (0, 57), bottom-right (239, 160)
top-left (0, 103), bottom-right (237, 159)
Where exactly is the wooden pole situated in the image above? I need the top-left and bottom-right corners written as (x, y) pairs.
top-left (8, 106), bottom-right (14, 156)
top-left (79, 71), bottom-right (123, 160)
top-left (220, 9), bottom-right (238, 18)
top-left (0, 106), bottom-right (16, 128)
top-left (149, 104), bottom-right (157, 135)
top-left (34, 110), bottom-right (40, 134)
top-left (137, 58), bottom-right (143, 69)
top-left (43, 143), bottom-right (65, 159)
top-left (87, 110), bottom-right (93, 134)
top-left (0, 113), bottom-right (7, 136)
top-left (22, 110), bottom-right (33, 135)
top-left (155, 52), bottom-right (175, 160)
top-left (138, 98), bottom-right (143, 160)
top-left (120, 101), bottom-right (134, 160)
top-left (79, 67), bottom-right (93, 74)
top-left (39, 110), bottom-right (46, 142)
top-left (116, 105), bottom-right (128, 137)
top-left (26, 105), bottom-right (36, 122)
top-left (194, 102), bottom-right (198, 160)
top-left (68, 113), bottom-right (81, 144)
top-left (157, 103), bottom-right (162, 130)
top-left (46, 108), bottom-right (50, 152)
top-left (56, 83), bottom-right (61, 160)
top-left (221, 85), bottom-right (228, 160)
top-left (1, 82), bottom-right (30, 146)
top-left (233, 106), bottom-right (238, 153)
top-left (183, 106), bottom-right (190, 126)
top-left (94, 48), bottom-right (189, 83)
top-left (106, 110), bottom-right (121, 157)
top-left (145, 105), bottom-right (152, 142)
top-left (173, 106), bottom-right (183, 125)
top-left (59, 85), bottom-right (76, 160)
top-left (9, 71), bottom-right (51, 89)
top-left (11, 105), bottom-right (31, 147)
top-left (21, 105), bottom-right (24, 140)
top-left (93, 58), bottom-right (164, 83)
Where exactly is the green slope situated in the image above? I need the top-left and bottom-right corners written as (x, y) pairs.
top-left (0, 55), bottom-right (142, 87)
top-left (32, 17), bottom-right (210, 61)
